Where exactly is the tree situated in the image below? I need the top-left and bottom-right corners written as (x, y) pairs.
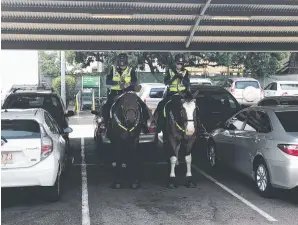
top-left (242, 53), bottom-right (288, 78)
top-left (289, 52), bottom-right (298, 74)
top-left (52, 75), bottom-right (77, 105)
top-left (40, 51), bottom-right (81, 76)
top-left (40, 51), bottom-right (60, 76)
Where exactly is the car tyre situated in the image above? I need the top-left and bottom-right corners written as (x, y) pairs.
top-left (254, 160), bottom-right (274, 198)
top-left (44, 172), bottom-right (61, 202)
top-left (207, 142), bottom-right (217, 168)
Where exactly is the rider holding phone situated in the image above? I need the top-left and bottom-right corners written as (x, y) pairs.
top-left (102, 53), bottom-right (149, 131)
top-left (155, 54), bottom-right (191, 133)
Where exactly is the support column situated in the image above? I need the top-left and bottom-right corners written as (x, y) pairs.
top-left (61, 51), bottom-right (66, 106)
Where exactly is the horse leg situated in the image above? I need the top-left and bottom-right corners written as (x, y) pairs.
top-left (166, 136), bottom-right (178, 189)
top-left (110, 141), bottom-right (122, 189)
top-left (129, 138), bottom-right (141, 189)
top-left (184, 140), bottom-right (197, 188)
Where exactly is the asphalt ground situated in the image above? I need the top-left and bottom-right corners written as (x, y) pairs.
top-left (1, 111), bottom-right (297, 225)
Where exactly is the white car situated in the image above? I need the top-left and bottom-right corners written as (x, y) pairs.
top-left (138, 83), bottom-right (166, 113)
top-left (264, 81), bottom-right (298, 97)
top-left (1, 108), bottom-right (72, 202)
top-left (222, 78), bottom-right (263, 106)
top-left (190, 77), bottom-right (213, 86)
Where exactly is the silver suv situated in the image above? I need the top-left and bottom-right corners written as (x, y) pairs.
top-left (137, 83), bottom-right (166, 114)
top-left (221, 78), bottom-right (263, 106)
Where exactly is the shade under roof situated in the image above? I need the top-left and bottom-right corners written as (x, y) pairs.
top-left (1, 0), bottom-right (298, 51)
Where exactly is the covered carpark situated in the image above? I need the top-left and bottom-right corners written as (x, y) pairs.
top-left (1, 1), bottom-right (298, 225)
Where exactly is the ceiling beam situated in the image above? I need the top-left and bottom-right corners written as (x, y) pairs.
top-left (186, 0), bottom-right (212, 48)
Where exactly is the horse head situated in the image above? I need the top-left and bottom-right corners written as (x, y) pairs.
top-left (112, 91), bottom-right (142, 134)
top-left (168, 90), bottom-right (199, 136)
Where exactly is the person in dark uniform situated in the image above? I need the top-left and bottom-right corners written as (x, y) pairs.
top-left (101, 53), bottom-right (149, 131)
top-left (154, 54), bottom-right (192, 133)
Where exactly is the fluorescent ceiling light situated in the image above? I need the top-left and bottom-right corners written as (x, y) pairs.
top-left (211, 16), bottom-right (251, 20)
top-left (91, 14), bottom-right (133, 19)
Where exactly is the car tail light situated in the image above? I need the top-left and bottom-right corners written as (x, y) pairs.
top-left (282, 92), bottom-right (288, 96)
top-left (40, 126), bottom-right (53, 159)
top-left (144, 98), bottom-right (147, 103)
top-left (278, 144), bottom-right (298, 156)
top-left (260, 89), bottom-right (264, 98)
top-left (148, 121), bottom-right (156, 133)
top-left (229, 88), bottom-right (235, 93)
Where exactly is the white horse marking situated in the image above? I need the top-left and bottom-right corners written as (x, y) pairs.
top-left (185, 154), bottom-right (192, 177)
top-left (112, 162), bottom-right (116, 167)
top-left (170, 156), bottom-right (177, 177)
top-left (182, 101), bottom-right (196, 136)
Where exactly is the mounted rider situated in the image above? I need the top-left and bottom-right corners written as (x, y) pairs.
top-left (102, 53), bottom-right (149, 131)
top-left (155, 54), bottom-right (192, 133)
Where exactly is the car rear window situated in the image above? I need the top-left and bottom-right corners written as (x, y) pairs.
top-left (196, 93), bottom-right (238, 111)
top-left (275, 111), bottom-right (298, 132)
top-left (149, 88), bottom-right (165, 98)
top-left (1, 120), bottom-right (41, 139)
top-left (280, 84), bottom-right (298, 90)
top-left (235, 81), bottom-right (260, 89)
top-left (4, 95), bottom-right (64, 113)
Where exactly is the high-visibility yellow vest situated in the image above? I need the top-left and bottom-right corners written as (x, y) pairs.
top-left (169, 69), bottom-right (187, 92)
top-left (111, 66), bottom-right (132, 90)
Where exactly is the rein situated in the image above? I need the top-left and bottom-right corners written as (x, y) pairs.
top-left (164, 100), bottom-right (186, 133)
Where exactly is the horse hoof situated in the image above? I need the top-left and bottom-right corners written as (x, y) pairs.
top-left (167, 178), bottom-right (177, 189)
top-left (185, 177), bottom-right (197, 188)
top-left (131, 181), bottom-right (141, 189)
top-left (110, 182), bottom-right (121, 189)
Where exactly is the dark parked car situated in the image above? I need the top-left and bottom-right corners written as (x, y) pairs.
top-left (2, 84), bottom-right (74, 156)
top-left (190, 85), bottom-right (242, 132)
top-left (257, 96), bottom-right (298, 106)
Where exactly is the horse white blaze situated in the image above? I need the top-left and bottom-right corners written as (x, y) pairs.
top-left (185, 154), bottom-right (192, 177)
top-left (170, 156), bottom-right (177, 177)
top-left (182, 101), bottom-right (196, 136)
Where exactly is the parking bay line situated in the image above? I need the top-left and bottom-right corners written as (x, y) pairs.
top-left (192, 165), bottom-right (278, 223)
top-left (81, 137), bottom-right (91, 225)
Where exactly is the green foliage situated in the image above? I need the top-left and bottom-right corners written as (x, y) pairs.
top-left (40, 51), bottom-right (60, 76)
top-left (73, 51), bottom-right (289, 78)
top-left (52, 75), bottom-right (77, 101)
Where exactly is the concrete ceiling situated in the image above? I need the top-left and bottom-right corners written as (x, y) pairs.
top-left (1, 0), bottom-right (298, 51)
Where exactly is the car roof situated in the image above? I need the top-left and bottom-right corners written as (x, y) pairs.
top-left (9, 90), bottom-right (55, 95)
top-left (275, 80), bottom-right (298, 84)
top-left (251, 105), bottom-right (298, 112)
top-left (1, 108), bottom-right (44, 123)
top-left (260, 96), bottom-right (298, 101)
top-left (139, 83), bottom-right (165, 86)
top-left (190, 77), bottom-right (212, 81)
top-left (191, 85), bottom-right (227, 93)
top-left (229, 77), bottom-right (258, 82)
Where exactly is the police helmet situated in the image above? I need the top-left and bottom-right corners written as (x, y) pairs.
top-left (174, 54), bottom-right (186, 64)
top-left (116, 53), bottom-right (128, 67)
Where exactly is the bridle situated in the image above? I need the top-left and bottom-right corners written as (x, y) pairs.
top-left (112, 92), bottom-right (141, 132)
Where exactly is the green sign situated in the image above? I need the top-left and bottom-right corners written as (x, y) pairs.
top-left (82, 76), bottom-right (99, 88)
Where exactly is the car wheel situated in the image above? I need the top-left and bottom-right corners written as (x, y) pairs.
top-left (207, 142), bottom-right (217, 168)
top-left (254, 160), bottom-right (274, 198)
top-left (44, 173), bottom-right (61, 202)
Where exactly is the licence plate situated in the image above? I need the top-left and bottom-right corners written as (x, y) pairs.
top-left (1, 153), bottom-right (13, 165)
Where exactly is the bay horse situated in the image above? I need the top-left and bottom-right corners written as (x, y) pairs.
top-left (107, 91), bottom-right (145, 189)
top-left (162, 90), bottom-right (200, 188)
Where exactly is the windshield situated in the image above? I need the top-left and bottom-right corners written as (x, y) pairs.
top-left (235, 81), bottom-right (260, 89)
top-left (280, 84), bottom-right (298, 90)
top-left (1, 120), bottom-right (41, 139)
top-left (275, 111), bottom-right (298, 132)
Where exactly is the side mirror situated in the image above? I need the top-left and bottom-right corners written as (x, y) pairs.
top-left (135, 85), bottom-right (142, 92)
top-left (63, 127), bottom-right (73, 134)
top-left (65, 110), bottom-right (75, 117)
